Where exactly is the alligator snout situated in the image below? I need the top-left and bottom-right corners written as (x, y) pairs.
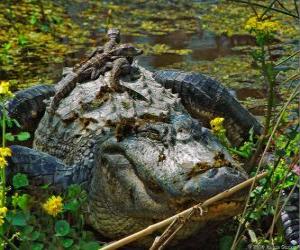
top-left (183, 166), bottom-right (247, 200)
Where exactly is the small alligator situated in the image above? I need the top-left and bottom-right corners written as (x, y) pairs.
top-left (48, 29), bottom-right (142, 113)
top-left (75, 28), bottom-right (121, 70)
top-left (48, 44), bottom-right (142, 113)
top-left (6, 29), bottom-right (298, 247)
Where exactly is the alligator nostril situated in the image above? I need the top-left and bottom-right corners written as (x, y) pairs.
top-left (207, 168), bottom-right (218, 178)
top-left (226, 167), bottom-right (239, 175)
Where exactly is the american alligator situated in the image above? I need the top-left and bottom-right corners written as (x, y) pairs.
top-left (7, 32), bottom-right (298, 248)
top-left (48, 30), bottom-right (142, 113)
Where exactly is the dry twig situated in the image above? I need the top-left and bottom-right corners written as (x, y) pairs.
top-left (100, 172), bottom-right (267, 250)
top-left (150, 207), bottom-right (204, 250)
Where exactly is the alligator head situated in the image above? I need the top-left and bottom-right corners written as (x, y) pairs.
top-left (87, 112), bottom-right (247, 242)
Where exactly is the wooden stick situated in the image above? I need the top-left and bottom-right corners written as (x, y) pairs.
top-left (100, 171), bottom-right (268, 250)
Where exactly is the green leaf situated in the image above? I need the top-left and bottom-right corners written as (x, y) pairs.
top-left (32, 243), bottom-right (43, 250)
top-left (18, 35), bottom-right (28, 46)
top-left (38, 232), bottom-right (46, 241)
top-left (62, 238), bottom-right (74, 248)
top-left (3, 42), bottom-right (11, 50)
top-left (22, 225), bottom-right (34, 235)
top-left (16, 132), bottom-right (31, 141)
top-left (66, 184), bottom-right (82, 199)
top-left (13, 173), bottom-right (29, 189)
top-left (6, 211), bottom-right (28, 226)
top-left (40, 24), bottom-right (50, 32)
top-left (31, 231), bottom-right (40, 241)
top-left (17, 194), bottom-right (30, 211)
top-left (64, 199), bottom-right (80, 212)
top-left (5, 132), bottom-right (15, 141)
top-left (40, 183), bottom-right (51, 189)
top-left (219, 235), bottom-right (233, 250)
top-left (6, 118), bottom-right (13, 128)
top-left (55, 220), bottom-right (70, 237)
top-left (81, 241), bottom-right (101, 250)
top-left (30, 15), bottom-right (38, 25)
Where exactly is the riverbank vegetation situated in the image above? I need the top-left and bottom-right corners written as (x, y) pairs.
top-left (0, 0), bottom-right (299, 249)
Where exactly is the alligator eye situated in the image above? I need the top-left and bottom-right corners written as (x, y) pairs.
top-left (177, 127), bottom-right (189, 134)
top-left (176, 127), bottom-right (191, 141)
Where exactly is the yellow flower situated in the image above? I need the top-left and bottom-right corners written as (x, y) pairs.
top-left (0, 148), bottom-right (12, 168)
top-left (0, 81), bottom-right (13, 97)
top-left (0, 206), bottom-right (8, 226)
top-left (0, 147), bottom-right (12, 158)
top-left (0, 207), bottom-right (8, 215)
top-left (245, 16), bottom-right (279, 34)
top-left (0, 157), bottom-right (8, 169)
top-left (210, 117), bottom-right (225, 133)
top-left (42, 195), bottom-right (63, 217)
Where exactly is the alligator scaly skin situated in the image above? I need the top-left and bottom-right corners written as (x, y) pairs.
top-left (110, 57), bottom-right (130, 92)
top-left (7, 85), bottom-right (55, 131)
top-left (49, 44), bottom-right (142, 113)
top-left (281, 186), bottom-right (300, 246)
top-left (75, 28), bottom-right (121, 69)
top-left (153, 70), bottom-right (263, 145)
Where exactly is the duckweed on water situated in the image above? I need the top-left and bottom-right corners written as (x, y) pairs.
top-left (169, 55), bottom-right (260, 89)
top-left (198, 1), bottom-right (299, 40)
top-left (137, 43), bottom-right (192, 56)
top-left (0, 0), bottom-right (89, 88)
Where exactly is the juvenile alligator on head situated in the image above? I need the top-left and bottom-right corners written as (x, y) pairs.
top-left (48, 28), bottom-right (142, 113)
top-left (7, 29), bottom-right (298, 247)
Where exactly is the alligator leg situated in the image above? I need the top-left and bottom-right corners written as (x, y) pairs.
top-left (7, 85), bottom-right (55, 133)
top-left (110, 57), bottom-right (131, 92)
top-left (8, 145), bottom-right (76, 190)
top-left (91, 68), bottom-right (102, 80)
top-left (153, 70), bottom-right (263, 146)
top-left (281, 186), bottom-right (300, 246)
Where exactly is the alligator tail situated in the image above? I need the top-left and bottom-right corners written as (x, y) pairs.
top-left (153, 70), bottom-right (263, 146)
top-left (7, 85), bottom-right (55, 132)
top-left (281, 186), bottom-right (300, 246)
top-left (8, 145), bottom-right (75, 189)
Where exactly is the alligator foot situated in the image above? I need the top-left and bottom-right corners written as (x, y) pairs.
top-left (8, 145), bottom-right (75, 190)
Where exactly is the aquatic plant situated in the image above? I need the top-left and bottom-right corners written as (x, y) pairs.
top-left (0, 82), bottom-right (100, 249)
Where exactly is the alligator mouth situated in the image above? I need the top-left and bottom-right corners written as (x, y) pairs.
top-left (100, 140), bottom-right (247, 219)
top-left (190, 200), bottom-right (245, 222)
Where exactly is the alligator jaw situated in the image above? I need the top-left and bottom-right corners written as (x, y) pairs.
top-left (97, 138), bottom-right (247, 217)
top-left (190, 200), bottom-right (245, 222)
